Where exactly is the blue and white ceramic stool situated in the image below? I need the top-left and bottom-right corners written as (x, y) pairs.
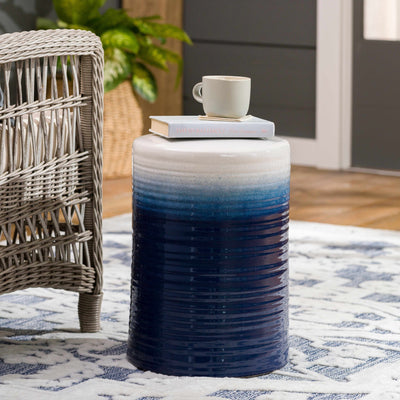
top-left (127, 134), bottom-right (290, 377)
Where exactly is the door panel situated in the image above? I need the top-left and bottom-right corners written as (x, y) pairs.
top-left (184, 0), bottom-right (316, 47)
top-left (183, 0), bottom-right (317, 139)
top-left (352, 0), bottom-right (400, 170)
top-left (184, 43), bottom-right (315, 138)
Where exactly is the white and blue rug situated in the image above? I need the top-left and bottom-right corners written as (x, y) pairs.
top-left (1, 214), bottom-right (400, 399)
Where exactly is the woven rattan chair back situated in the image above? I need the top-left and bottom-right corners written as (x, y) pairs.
top-left (0, 29), bottom-right (103, 332)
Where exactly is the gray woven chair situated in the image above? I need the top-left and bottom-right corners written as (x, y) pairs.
top-left (0, 29), bottom-right (104, 332)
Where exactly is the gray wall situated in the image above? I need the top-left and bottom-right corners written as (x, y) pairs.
top-left (0, 0), bottom-right (54, 33)
top-left (0, 0), bottom-right (120, 34)
top-left (183, 0), bottom-right (317, 138)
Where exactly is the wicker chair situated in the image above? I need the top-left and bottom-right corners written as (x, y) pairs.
top-left (0, 29), bottom-right (104, 332)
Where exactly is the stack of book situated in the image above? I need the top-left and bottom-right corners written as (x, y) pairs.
top-left (149, 115), bottom-right (275, 139)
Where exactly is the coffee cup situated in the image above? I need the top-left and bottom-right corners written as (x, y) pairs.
top-left (192, 75), bottom-right (251, 119)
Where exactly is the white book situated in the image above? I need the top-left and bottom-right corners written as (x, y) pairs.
top-left (149, 115), bottom-right (275, 139)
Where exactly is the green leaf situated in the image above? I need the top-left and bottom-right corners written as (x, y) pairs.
top-left (57, 20), bottom-right (93, 31)
top-left (158, 47), bottom-right (181, 64)
top-left (138, 45), bottom-right (169, 70)
top-left (56, 19), bottom-right (68, 28)
top-left (104, 48), bottom-right (131, 92)
top-left (101, 29), bottom-right (140, 54)
top-left (131, 62), bottom-right (157, 102)
top-left (53, 0), bottom-right (106, 25)
top-left (138, 45), bottom-right (183, 87)
top-left (138, 35), bottom-right (153, 47)
top-left (174, 58), bottom-right (183, 88)
top-left (139, 15), bottom-right (162, 21)
top-left (153, 23), bottom-right (192, 44)
top-left (36, 17), bottom-right (58, 30)
top-left (160, 47), bottom-right (184, 88)
top-left (133, 20), bottom-right (192, 44)
top-left (131, 19), bottom-right (153, 35)
top-left (88, 9), bottom-right (133, 35)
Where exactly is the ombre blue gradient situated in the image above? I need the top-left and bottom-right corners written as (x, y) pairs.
top-left (128, 176), bottom-right (290, 377)
top-left (132, 176), bottom-right (290, 219)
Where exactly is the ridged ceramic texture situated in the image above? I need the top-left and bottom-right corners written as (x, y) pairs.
top-left (128, 134), bottom-right (290, 377)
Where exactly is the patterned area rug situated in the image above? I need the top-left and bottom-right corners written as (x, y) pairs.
top-left (1, 214), bottom-right (400, 399)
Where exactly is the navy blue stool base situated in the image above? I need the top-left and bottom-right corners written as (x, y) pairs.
top-left (127, 350), bottom-right (288, 377)
top-left (128, 135), bottom-right (290, 377)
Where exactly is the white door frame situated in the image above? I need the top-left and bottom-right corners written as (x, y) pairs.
top-left (286, 0), bottom-right (353, 170)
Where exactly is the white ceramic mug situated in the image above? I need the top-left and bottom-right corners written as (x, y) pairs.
top-left (192, 75), bottom-right (251, 118)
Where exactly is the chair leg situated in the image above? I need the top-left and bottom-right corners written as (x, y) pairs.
top-left (78, 292), bottom-right (103, 333)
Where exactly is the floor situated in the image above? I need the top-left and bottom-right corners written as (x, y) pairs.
top-left (103, 165), bottom-right (400, 230)
top-left (290, 166), bottom-right (400, 230)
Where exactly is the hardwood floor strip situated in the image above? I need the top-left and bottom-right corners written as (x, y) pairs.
top-left (102, 166), bottom-right (400, 230)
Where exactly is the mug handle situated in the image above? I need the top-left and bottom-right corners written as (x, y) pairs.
top-left (192, 82), bottom-right (203, 103)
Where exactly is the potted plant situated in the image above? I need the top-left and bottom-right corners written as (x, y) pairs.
top-left (37, 0), bottom-right (192, 177)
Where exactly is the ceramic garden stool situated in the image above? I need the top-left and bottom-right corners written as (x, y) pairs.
top-left (128, 134), bottom-right (290, 377)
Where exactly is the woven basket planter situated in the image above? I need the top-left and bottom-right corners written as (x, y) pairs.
top-left (103, 81), bottom-right (144, 179)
